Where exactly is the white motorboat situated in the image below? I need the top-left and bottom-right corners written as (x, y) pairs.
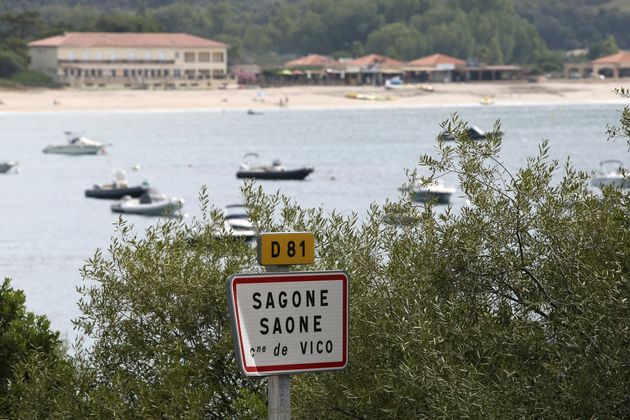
top-left (223, 204), bottom-right (256, 240)
top-left (0, 161), bottom-right (18, 174)
top-left (590, 160), bottom-right (629, 189)
top-left (385, 76), bottom-right (404, 90)
top-left (111, 189), bottom-right (184, 217)
top-left (411, 179), bottom-right (456, 204)
top-left (43, 132), bottom-right (106, 155)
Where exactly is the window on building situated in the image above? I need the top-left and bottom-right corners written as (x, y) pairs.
top-left (198, 52), bottom-right (210, 62)
top-left (164, 69), bottom-right (170, 77)
top-left (174, 69), bottom-right (181, 78)
top-left (212, 52), bottom-right (224, 63)
top-left (96, 52), bottom-right (103, 61)
top-left (129, 52), bottom-right (136, 60)
top-left (68, 52), bottom-right (76, 60)
top-left (82, 51), bottom-right (89, 60)
top-left (63, 69), bottom-right (69, 76)
top-left (185, 69), bottom-right (195, 79)
top-left (144, 52), bottom-right (151, 61)
top-left (97, 69), bottom-right (103, 76)
top-left (111, 70), bottom-right (116, 77)
top-left (198, 69), bottom-right (210, 79)
top-left (110, 52), bottom-right (117, 60)
top-left (184, 52), bottom-right (195, 63)
top-left (150, 69), bottom-right (155, 77)
top-left (124, 69), bottom-right (129, 77)
top-left (159, 52), bottom-right (166, 61)
top-left (213, 69), bottom-right (225, 78)
top-left (131, 69), bottom-right (135, 76)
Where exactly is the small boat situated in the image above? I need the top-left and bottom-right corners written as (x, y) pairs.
top-left (111, 189), bottom-right (184, 217)
top-left (43, 132), bottom-right (106, 155)
top-left (438, 125), bottom-right (489, 142)
top-left (480, 96), bottom-right (494, 105)
top-left (590, 160), bottom-right (629, 189)
top-left (385, 76), bottom-right (404, 90)
top-left (85, 169), bottom-right (149, 199)
top-left (236, 153), bottom-right (314, 180)
top-left (247, 109), bottom-right (263, 116)
top-left (0, 161), bottom-right (18, 174)
top-left (411, 180), bottom-right (456, 204)
top-left (223, 204), bottom-right (256, 240)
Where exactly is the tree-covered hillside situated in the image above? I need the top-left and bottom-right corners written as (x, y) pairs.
top-left (1, 0), bottom-right (629, 68)
top-left (516, 0), bottom-right (630, 51)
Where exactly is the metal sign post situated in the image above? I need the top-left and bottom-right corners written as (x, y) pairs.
top-left (266, 264), bottom-right (291, 420)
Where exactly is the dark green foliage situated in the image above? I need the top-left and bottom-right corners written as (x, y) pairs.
top-left (516, 0), bottom-right (630, 51)
top-left (92, 13), bottom-right (162, 32)
top-left (0, 49), bottom-right (26, 77)
top-left (588, 35), bottom-right (620, 59)
top-left (0, 279), bottom-right (63, 414)
top-left (10, 69), bottom-right (52, 85)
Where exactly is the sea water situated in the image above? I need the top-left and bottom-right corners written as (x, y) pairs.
top-left (0, 103), bottom-right (627, 340)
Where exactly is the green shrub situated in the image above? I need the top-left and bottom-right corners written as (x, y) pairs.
top-left (0, 279), bottom-right (64, 415)
top-left (0, 49), bottom-right (26, 78)
top-left (10, 70), bottom-right (52, 86)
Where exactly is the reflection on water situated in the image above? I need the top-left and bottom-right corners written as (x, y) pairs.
top-left (0, 103), bottom-right (626, 338)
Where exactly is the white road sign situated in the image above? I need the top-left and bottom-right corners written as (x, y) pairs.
top-left (226, 271), bottom-right (349, 376)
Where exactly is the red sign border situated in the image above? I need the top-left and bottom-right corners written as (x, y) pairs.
top-left (227, 271), bottom-right (349, 376)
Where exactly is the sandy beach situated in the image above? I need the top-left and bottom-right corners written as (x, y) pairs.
top-left (0, 80), bottom-right (626, 113)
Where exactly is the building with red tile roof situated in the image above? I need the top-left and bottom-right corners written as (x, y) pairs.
top-left (284, 54), bottom-right (337, 68)
top-left (345, 54), bottom-right (404, 69)
top-left (28, 32), bottom-right (229, 88)
top-left (591, 51), bottom-right (630, 78)
top-left (404, 53), bottom-right (467, 82)
top-left (565, 51), bottom-right (630, 79)
top-left (406, 53), bottom-right (466, 68)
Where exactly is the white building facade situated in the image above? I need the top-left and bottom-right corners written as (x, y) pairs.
top-left (28, 32), bottom-right (229, 89)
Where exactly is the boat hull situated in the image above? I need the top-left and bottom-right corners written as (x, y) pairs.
top-left (85, 186), bottom-right (148, 199)
top-left (413, 191), bottom-right (452, 204)
top-left (591, 176), bottom-right (629, 189)
top-left (0, 162), bottom-right (17, 173)
top-left (111, 199), bottom-right (183, 216)
top-left (43, 145), bottom-right (104, 155)
top-left (236, 168), bottom-right (314, 180)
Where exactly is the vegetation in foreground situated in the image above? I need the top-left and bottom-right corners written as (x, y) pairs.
top-left (0, 91), bottom-right (628, 418)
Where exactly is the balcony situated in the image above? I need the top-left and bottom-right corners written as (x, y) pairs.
top-left (59, 59), bottom-right (176, 65)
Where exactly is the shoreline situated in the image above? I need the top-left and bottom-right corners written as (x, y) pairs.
top-left (0, 81), bottom-right (626, 113)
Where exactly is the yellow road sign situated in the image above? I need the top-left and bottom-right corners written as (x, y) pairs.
top-left (257, 232), bottom-right (315, 266)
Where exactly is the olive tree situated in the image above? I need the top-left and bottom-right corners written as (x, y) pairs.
top-left (283, 108), bottom-right (629, 417)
